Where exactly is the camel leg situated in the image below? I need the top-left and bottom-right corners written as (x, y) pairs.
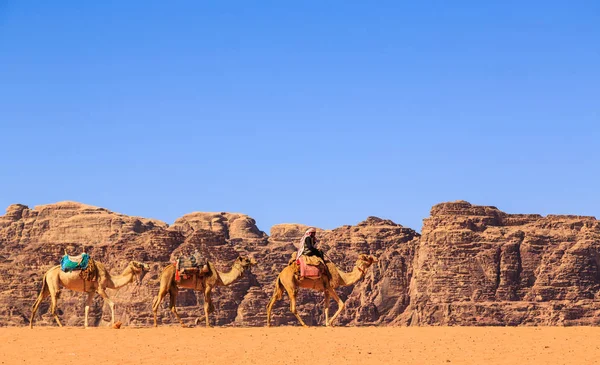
top-left (203, 286), bottom-right (214, 328)
top-left (324, 290), bottom-right (330, 327)
top-left (266, 279), bottom-right (282, 327)
top-left (97, 288), bottom-right (115, 326)
top-left (42, 275), bottom-right (63, 328)
top-left (29, 279), bottom-right (50, 328)
top-left (289, 289), bottom-right (308, 327)
top-left (168, 287), bottom-right (186, 328)
top-left (152, 286), bottom-right (170, 327)
top-left (279, 275), bottom-right (307, 327)
top-left (84, 292), bottom-right (94, 328)
top-left (276, 272), bottom-right (308, 327)
top-left (49, 289), bottom-right (62, 327)
top-left (39, 270), bottom-right (63, 327)
top-left (326, 287), bottom-right (345, 327)
top-left (266, 295), bottom-right (276, 327)
top-left (29, 291), bottom-right (49, 328)
top-left (279, 281), bottom-right (307, 327)
top-left (266, 270), bottom-right (307, 327)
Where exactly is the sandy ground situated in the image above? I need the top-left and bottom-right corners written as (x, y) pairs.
top-left (1, 326), bottom-right (599, 365)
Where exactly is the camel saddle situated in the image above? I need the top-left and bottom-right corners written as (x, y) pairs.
top-left (60, 253), bottom-right (90, 272)
top-left (297, 255), bottom-right (326, 279)
top-left (175, 252), bottom-right (210, 281)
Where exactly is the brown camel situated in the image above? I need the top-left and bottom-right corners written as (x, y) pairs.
top-left (152, 255), bottom-right (256, 327)
top-left (30, 260), bottom-right (150, 328)
top-left (266, 253), bottom-right (377, 327)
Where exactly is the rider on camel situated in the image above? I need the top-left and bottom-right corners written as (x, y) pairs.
top-left (296, 227), bottom-right (325, 261)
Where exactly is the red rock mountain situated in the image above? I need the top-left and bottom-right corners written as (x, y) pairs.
top-left (1, 200), bottom-right (599, 327)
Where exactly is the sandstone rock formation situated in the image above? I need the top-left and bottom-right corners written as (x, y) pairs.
top-left (402, 201), bottom-right (600, 326)
top-left (1, 200), bottom-right (599, 327)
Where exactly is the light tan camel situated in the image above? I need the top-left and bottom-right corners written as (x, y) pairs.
top-left (152, 256), bottom-right (256, 327)
top-left (266, 253), bottom-right (377, 327)
top-left (30, 260), bottom-right (149, 328)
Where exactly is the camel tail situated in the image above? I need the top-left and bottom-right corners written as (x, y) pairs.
top-left (30, 271), bottom-right (50, 328)
top-left (272, 276), bottom-right (283, 301)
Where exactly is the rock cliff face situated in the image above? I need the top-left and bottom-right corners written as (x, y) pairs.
top-left (1, 200), bottom-right (599, 327)
top-left (266, 218), bottom-right (418, 326)
top-left (402, 201), bottom-right (600, 326)
top-left (0, 202), bottom-right (417, 327)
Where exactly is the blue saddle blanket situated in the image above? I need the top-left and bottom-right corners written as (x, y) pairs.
top-left (60, 253), bottom-right (90, 272)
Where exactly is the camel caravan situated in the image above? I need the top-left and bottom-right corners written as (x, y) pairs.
top-left (29, 228), bottom-right (377, 328)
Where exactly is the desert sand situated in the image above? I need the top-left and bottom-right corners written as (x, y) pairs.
top-left (1, 326), bottom-right (598, 365)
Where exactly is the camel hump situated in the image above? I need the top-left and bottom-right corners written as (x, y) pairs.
top-left (79, 258), bottom-right (98, 282)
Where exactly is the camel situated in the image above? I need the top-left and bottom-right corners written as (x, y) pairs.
top-left (266, 253), bottom-right (377, 327)
top-left (152, 255), bottom-right (256, 327)
top-left (30, 260), bottom-right (150, 328)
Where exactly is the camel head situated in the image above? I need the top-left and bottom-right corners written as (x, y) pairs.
top-left (234, 255), bottom-right (257, 272)
top-left (356, 254), bottom-right (377, 275)
top-left (129, 261), bottom-right (151, 284)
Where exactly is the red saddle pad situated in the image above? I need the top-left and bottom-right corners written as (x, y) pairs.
top-left (298, 256), bottom-right (321, 278)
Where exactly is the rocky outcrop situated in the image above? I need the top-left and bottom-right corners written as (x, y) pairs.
top-left (170, 212), bottom-right (266, 241)
top-left (402, 200), bottom-right (600, 326)
top-left (2, 200), bottom-right (600, 327)
top-left (265, 217), bottom-right (419, 326)
top-left (0, 201), bottom-right (413, 327)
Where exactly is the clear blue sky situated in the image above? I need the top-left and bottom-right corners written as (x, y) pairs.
top-left (1, 1), bottom-right (598, 233)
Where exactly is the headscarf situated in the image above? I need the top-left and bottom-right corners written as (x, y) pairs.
top-left (296, 227), bottom-right (317, 259)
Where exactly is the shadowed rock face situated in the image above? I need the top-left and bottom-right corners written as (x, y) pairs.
top-left (1, 200), bottom-right (599, 327)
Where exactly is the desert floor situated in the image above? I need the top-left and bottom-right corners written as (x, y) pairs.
top-left (1, 326), bottom-right (598, 365)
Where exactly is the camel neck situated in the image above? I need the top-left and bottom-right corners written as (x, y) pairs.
top-left (106, 265), bottom-right (135, 289)
top-left (217, 262), bottom-right (244, 286)
top-left (336, 264), bottom-right (365, 287)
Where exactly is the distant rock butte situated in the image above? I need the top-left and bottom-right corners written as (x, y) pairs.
top-left (1, 200), bottom-right (599, 327)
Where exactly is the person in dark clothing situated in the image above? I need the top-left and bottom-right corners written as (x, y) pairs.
top-left (294, 227), bottom-right (330, 280)
top-left (295, 227), bottom-right (325, 261)
top-left (301, 227), bottom-right (324, 259)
